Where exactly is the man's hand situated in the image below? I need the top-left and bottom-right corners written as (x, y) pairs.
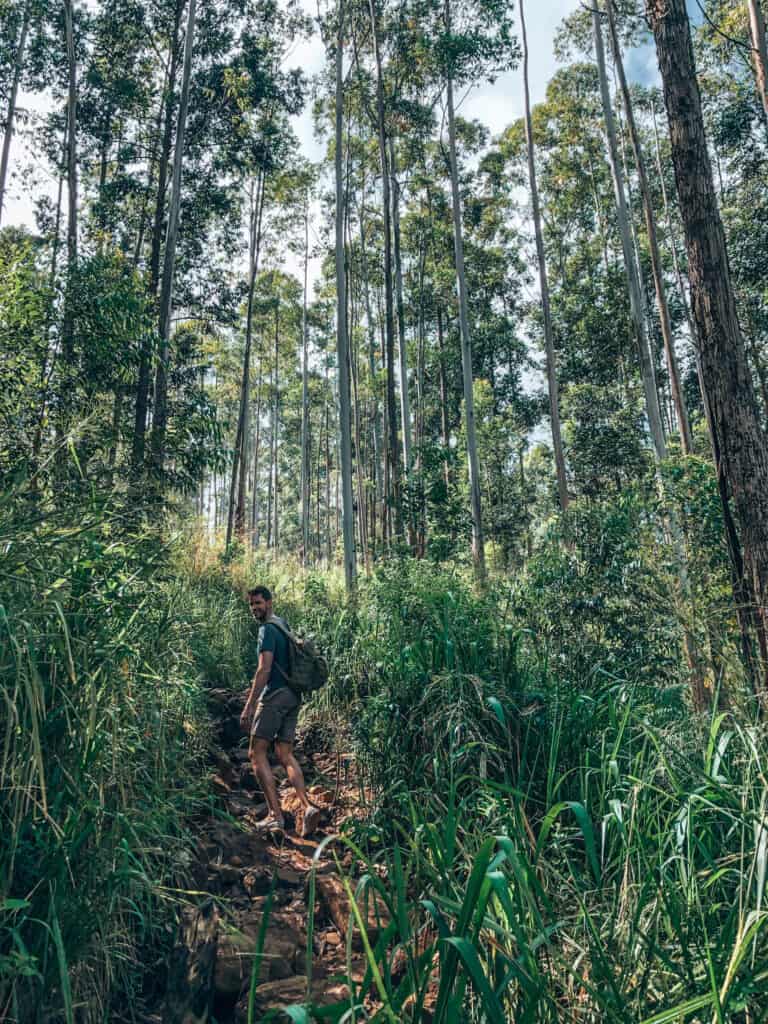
top-left (240, 701), bottom-right (254, 733)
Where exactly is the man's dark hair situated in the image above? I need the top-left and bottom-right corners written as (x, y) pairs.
top-left (248, 585), bottom-right (272, 601)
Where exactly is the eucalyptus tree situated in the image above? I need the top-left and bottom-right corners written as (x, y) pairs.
top-left (150, 0), bottom-right (197, 475)
top-left (433, 0), bottom-right (516, 578)
top-left (648, 0), bottom-right (768, 688)
top-left (519, 0), bottom-right (568, 511)
top-left (747, 0), bottom-right (768, 118)
top-left (604, 0), bottom-right (693, 454)
top-left (592, 6), bottom-right (666, 463)
top-left (0, 0), bottom-right (31, 224)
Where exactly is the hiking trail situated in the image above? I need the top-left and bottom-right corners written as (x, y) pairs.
top-left (144, 683), bottom-right (384, 1023)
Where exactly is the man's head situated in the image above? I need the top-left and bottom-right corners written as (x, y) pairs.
top-left (248, 585), bottom-right (273, 622)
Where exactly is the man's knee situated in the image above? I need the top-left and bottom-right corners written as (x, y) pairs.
top-left (274, 741), bottom-right (294, 766)
top-left (250, 737), bottom-right (270, 763)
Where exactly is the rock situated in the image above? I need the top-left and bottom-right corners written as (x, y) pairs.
top-left (234, 977), bottom-right (349, 1023)
top-left (207, 862), bottom-right (241, 887)
top-left (238, 764), bottom-right (257, 790)
top-left (213, 917), bottom-right (302, 1005)
top-left (163, 900), bottom-right (219, 1023)
top-left (211, 774), bottom-right (232, 796)
top-left (316, 874), bottom-right (390, 951)
top-left (243, 867), bottom-right (272, 897)
top-left (276, 867), bottom-right (303, 887)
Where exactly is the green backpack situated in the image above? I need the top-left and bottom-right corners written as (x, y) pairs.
top-left (267, 616), bottom-right (329, 697)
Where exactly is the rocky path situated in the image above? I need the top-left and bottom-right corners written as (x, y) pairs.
top-left (159, 686), bottom-right (381, 1023)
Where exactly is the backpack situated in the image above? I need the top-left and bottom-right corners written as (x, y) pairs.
top-left (266, 616), bottom-right (329, 697)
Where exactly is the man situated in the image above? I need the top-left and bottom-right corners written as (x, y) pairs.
top-left (240, 585), bottom-right (321, 837)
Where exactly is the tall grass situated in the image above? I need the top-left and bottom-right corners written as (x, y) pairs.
top-left (0, 497), bottom-right (250, 1020)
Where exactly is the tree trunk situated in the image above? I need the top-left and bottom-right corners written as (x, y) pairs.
top-left (228, 170), bottom-right (266, 546)
top-left (357, 196), bottom-right (382, 551)
top-left (520, 0), bottom-right (569, 511)
top-left (0, 1), bottom-right (30, 226)
top-left (368, 0), bottom-right (403, 540)
top-left (605, 0), bottom-right (693, 455)
top-left (748, 0), bottom-right (768, 120)
top-left (335, 0), bottom-right (356, 589)
top-left (151, 0), bottom-right (197, 477)
top-left (132, 3), bottom-right (182, 468)
top-left (388, 135), bottom-right (413, 477)
top-left (250, 361), bottom-right (262, 545)
top-left (436, 307), bottom-right (451, 492)
top-left (300, 192), bottom-right (311, 565)
top-left (62, 0), bottom-right (78, 363)
top-left (593, 7), bottom-right (667, 463)
top-left (445, 0), bottom-right (486, 579)
top-left (273, 299), bottom-right (280, 551)
top-left (648, 0), bottom-right (768, 690)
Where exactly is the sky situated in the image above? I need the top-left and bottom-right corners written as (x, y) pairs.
top-left (2, 0), bottom-right (661, 305)
top-left (4, 0), bottom-right (593, 231)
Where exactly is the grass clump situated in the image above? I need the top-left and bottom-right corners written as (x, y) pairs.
top-left (0, 496), bottom-right (251, 1020)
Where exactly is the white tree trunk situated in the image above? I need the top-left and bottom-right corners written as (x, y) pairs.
top-left (0, 1), bottom-right (30, 225)
top-left (152, 0), bottom-right (197, 474)
top-left (520, 0), bottom-right (569, 511)
top-left (300, 194), bottom-right (311, 564)
top-left (388, 135), bottom-right (413, 476)
top-left (605, 0), bottom-right (693, 455)
top-left (593, 7), bottom-right (667, 463)
top-left (445, 22), bottom-right (486, 579)
top-left (335, 0), bottom-right (356, 589)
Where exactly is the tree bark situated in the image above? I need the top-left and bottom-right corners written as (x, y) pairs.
top-left (445, 0), bottom-right (486, 579)
top-left (606, 0), bottom-right (693, 455)
top-left (648, 0), bottom-right (768, 690)
top-left (132, 3), bottom-right (183, 468)
top-left (520, 0), bottom-right (569, 511)
top-left (151, 0), bottom-right (197, 477)
top-left (368, 0), bottom-right (403, 540)
top-left (357, 194), bottom-right (382, 551)
top-left (62, 0), bottom-right (78, 363)
top-left (335, 0), bottom-right (356, 589)
top-left (388, 134), bottom-right (413, 476)
top-left (228, 170), bottom-right (266, 546)
top-left (748, 0), bottom-right (768, 120)
top-left (300, 192), bottom-right (311, 565)
top-left (593, 7), bottom-right (667, 463)
top-left (0, 0), bottom-right (30, 226)
top-left (273, 300), bottom-right (280, 550)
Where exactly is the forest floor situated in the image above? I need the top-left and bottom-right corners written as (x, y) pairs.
top-left (137, 683), bottom-right (381, 1023)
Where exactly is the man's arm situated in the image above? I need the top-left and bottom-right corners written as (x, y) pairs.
top-left (241, 650), bottom-right (273, 725)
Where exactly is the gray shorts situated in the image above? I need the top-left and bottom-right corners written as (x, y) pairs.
top-left (250, 687), bottom-right (300, 745)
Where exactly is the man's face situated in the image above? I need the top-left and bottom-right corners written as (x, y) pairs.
top-left (249, 594), bottom-right (271, 621)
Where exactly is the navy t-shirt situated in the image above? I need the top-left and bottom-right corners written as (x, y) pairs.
top-left (258, 616), bottom-right (291, 694)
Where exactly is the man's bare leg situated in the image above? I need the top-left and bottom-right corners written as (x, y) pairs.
top-left (250, 737), bottom-right (284, 827)
top-left (276, 741), bottom-right (321, 836)
top-left (275, 741), bottom-right (310, 809)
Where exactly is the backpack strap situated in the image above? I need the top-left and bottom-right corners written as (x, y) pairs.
top-left (265, 615), bottom-right (298, 647)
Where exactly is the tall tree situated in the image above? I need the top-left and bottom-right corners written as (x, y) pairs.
top-left (367, 0), bottom-right (403, 541)
top-left (151, 0), bottom-right (197, 475)
top-left (444, 0), bottom-right (486, 579)
top-left (747, 0), bottom-right (768, 119)
top-left (519, 0), bottom-right (568, 511)
top-left (647, 0), bottom-right (768, 686)
top-left (0, 0), bottom-right (30, 225)
top-left (62, 0), bottom-right (78, 361)
top-left (593, 6), bottom-right (666, 463)
top-left (604, 0), bottom-right (693, 455)
top-left (336, 0), bottom-right (356, 589)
